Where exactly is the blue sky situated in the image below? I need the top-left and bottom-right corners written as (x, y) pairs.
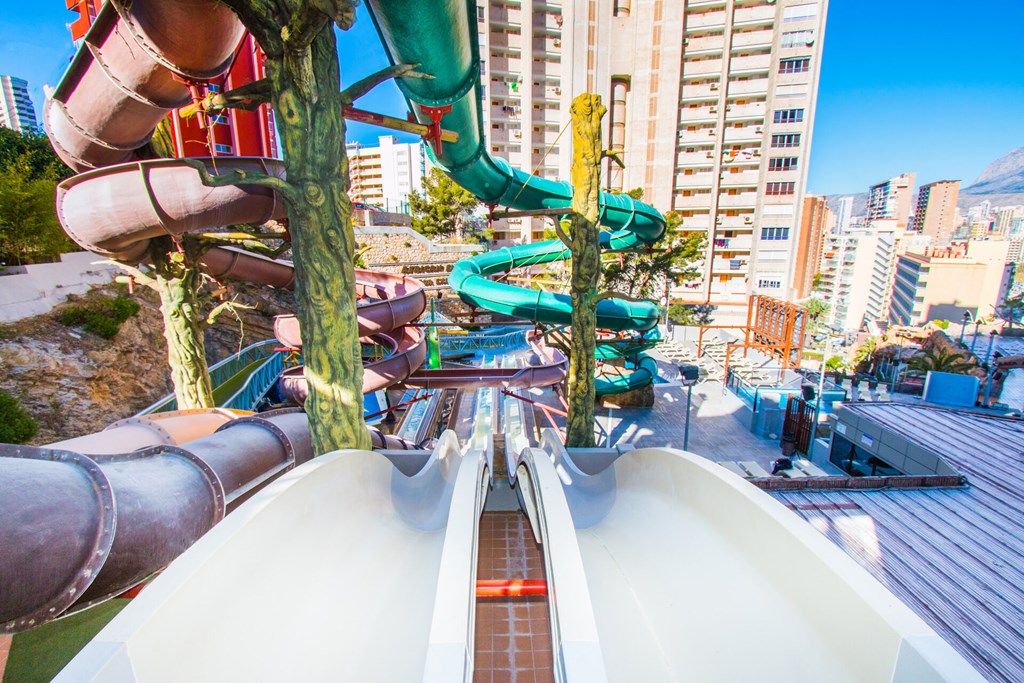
top-left (3, 2), bottom-right (1021, 196)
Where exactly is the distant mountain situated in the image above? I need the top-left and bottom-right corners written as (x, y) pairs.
top-left (963, 147), bottom-right (1024, 196)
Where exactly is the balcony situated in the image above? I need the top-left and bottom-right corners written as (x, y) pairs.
top-left (733, 5), bottom-right (775, 26)
top-left (723, 127), bottom-right (762, 144)
top-left (730, 29), bottom-right (773, 49)
top-left (678, 215), bottom-right (712, 230)
top-left (712, 258), bottom-right (749, 273)
top-left (730, 53), bottom-right (772, 73)
top-left (724, 102), bottom-right (766, 120)
top-left (678, 128), bottom-right (718, 144)
top-left (726, 78), bottom-right (769, 96)
top-left (719, 170), bottom-right (761, 187)
top-left (680, 82), bottom-right (721, 101)
top-left (683, 58), bottom-right (724, 77)
top-left (679, 106), bottom-right (719, 123)
top-left (685, 11), bottom-right (726, 30)
top-left (685, 35), bottom-right (726, 53)
top-left (717, 193), bottom-right (758, 209)
top-left (675, 172), bottom-right (716, 188)
top-left (675, 194), bottom-right (715, 209)
top-left (716, 215), bottom-right (756, 229)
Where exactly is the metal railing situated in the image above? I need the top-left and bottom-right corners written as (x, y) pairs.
top-left (137, 339), bottom-right (280, 415)
top-left (439, 329), bottom-right (529, 353)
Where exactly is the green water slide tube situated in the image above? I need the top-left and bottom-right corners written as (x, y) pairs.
top-left (365, 0), bottom-right (665, 391)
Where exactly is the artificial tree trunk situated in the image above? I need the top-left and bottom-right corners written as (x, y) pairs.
top-left (209, 2), bottom-right (367, 454)
top-left (564, 94), bottom-right (606, 448)
top-left (150, 244), bottom-right (215, 409)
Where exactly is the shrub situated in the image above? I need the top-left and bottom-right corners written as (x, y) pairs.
top-left (0, 390), bottom-right (37, 444)
top-left (58, 295), bottom-right (140, 339)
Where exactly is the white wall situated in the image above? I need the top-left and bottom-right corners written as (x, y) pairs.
top-left (0, 252), bottom-right (117, 322)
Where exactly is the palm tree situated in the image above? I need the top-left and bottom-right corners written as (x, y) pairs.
top-left (853, 336), bottom-right (878, 372)
top-left (997, 293), bottom-right (1024, 329)
top-left (905, 347), bottom-right (975, 376)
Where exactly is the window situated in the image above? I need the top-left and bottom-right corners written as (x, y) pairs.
top-left (765, 182), bottom-right (795, 195)
top-left (206, 83), bottom-right (221, 93)
top-left (758, 278), bottom-right (782, 289)
top-left (773, 108), bottom-right (804, 124)
top-left (477, 6), bottom-right (485, 21)
top-left (761, 227), bottom-right (790, 240)
top-left (213, 143), bottom-right (233, 154)
top-left (783, 3), bottom-right (818, 23)
top-left (769, 157), bottom-right (798, 171)
top-left (479, 59), bottom-right (486, 75)
top-left (209, 114), bottom-right (228, 125)
top-left (771, 133), bottom-right (801, 148)
top-left (779, 58), bottom-right (810, 74)
top-left (781, 30), bottom-right (814, 47)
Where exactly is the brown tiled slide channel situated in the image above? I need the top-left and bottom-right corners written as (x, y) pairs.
top-left (474, 511), bottom-right (555, 683)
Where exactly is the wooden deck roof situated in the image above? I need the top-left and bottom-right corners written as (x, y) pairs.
top-left (772, 402), bottom-right (1024, 683)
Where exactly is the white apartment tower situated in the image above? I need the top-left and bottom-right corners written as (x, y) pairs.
top-left (477, 0), bottom-right (829, 319)
top-left (347, 136), bottom-right (430, 213)
top-left (0, 76), bottom-right (38, 133)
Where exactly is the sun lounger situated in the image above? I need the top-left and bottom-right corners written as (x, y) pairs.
top-left (794, 459), bottom-right (828, 477)
top-left (739, 461), bottom-right (771, 477)
top-left (720, 462), bottom-right (751, 478)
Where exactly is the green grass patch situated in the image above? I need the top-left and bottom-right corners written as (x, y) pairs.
top-left (57, 295), bottom-right (140, 339)
top-left (0, 390), bottom-right (37, 443)
top-left (4, 599), bottom-right (129, 683)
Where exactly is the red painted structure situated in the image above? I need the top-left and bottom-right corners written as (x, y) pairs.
top-left (64, 1), bottom-right (277, 159)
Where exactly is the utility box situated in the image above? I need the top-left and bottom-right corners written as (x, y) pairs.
top-left (923, 371), bottom-right (980, 408)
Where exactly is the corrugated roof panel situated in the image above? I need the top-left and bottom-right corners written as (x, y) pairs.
top-left (774, 403), bottom-right (1024, 683)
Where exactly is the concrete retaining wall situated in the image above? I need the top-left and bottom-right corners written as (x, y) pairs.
top-left (0, 252), bottom-right (118, 323)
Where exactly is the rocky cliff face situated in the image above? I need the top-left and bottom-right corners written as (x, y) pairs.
top-left (0, 282), bottom-right (294, 445)
top-left (963, 147), bottom-right (1024, 196)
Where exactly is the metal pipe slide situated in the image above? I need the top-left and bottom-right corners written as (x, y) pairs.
top-left (0, 409), bottom-right (313, 633)
top-left (365, 0), bottom-right (665, 393)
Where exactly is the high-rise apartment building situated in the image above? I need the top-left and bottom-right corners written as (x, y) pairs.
top-left (866, 172), bottom-right (915, 227)
top-left (996, 206), bottom-right (1024, 236)
top-left (0, 76), bottom-right (38, 133)
top-left (818, 221), bottom-right (900, 333)
top-left (911, 180), bottom-right (959, 242)
top-left (793, 194), bottom-right (830, 298)
top-left (348, 136), bottom-right (430, 212)
top-left (477, 0), bottom-right (829, 319)
top-left (889, 242), bottom-right (1014, 326)
top-left (834, 195), bottom-right (853, 233)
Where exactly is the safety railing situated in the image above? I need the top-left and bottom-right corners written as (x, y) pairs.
top-left (137, 339), bottom-right (280, 415)
top-left (439, 329), bottom-right (528, 353)
top-left (219, 352), bottom-right (284, 412)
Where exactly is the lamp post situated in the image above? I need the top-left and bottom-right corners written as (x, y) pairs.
top-left (813, 332), bottom-right (841, 448)
top-left (970, 317), bottom-right (983, 354)
top-left (983, 331), bottom-right (1000, 406)
top-left (984, 328), bottom-right (998, 364)
top-left (959, 311), bottom-right (971, 345)
top-left (679, 364), bottom-right (700, 450)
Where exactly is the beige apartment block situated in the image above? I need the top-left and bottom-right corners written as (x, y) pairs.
top-left (867, 172), bottom-right (915, 228)
top-left (818, 221), bottom-right (900, 333)
top-left (889, 242), bottom-right (1014, 326)
top-left (911, 179), bottom-right (959, 243)
top-left (477, 0), bottom-right (829, 319)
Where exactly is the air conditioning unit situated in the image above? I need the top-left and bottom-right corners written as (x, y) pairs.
top-left (710, 107), bottom-right (718, 113)
top-left (554, 87), bottom-right (561, 95)
top-left (710, 83), bottom-right (719, 90)
top-left (706, 152), bottom-right (714, 158)
top-left (744, 215), bottom-right (753, 224)
top-left (755, 126), bottom-right (763, 133)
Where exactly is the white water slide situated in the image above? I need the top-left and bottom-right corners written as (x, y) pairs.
top-left (61, 409), bottom-right (980, 682)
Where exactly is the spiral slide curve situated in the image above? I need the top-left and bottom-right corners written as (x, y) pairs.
top-left (366, 0), bottom-right (666, 394)
top-left (46, 0), bottom-right (429, 395)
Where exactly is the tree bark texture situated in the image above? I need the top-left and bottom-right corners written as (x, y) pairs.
top-left (565, 94), bottom-right (605, 448)
top-left (150, 240), bottom-right (215, 410)
top-left (248, 5), bottom-right (368, 454)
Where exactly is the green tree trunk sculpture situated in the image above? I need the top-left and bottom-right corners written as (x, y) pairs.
top-left (211, 1), bottom-right (369, 453)
top-left (565, 94), bottom-right (605, 448)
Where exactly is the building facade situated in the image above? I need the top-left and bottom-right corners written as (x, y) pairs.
top-left (477, 0), bottom-right (829, 319)
top-left (0, 76), bottom-right (38, 133)
top-left (793, 194), bottom-right (830, 299)
top-left (889, 242), bottom-right (1014, 326)
top-left (911, 180), bottom-right (959, 243)
top-left (818, 221), bottom-right (900, 333)
top-left (348, 136), bottom-right (430, 213)
top-left (866, 172), bottom-right (915, 228)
